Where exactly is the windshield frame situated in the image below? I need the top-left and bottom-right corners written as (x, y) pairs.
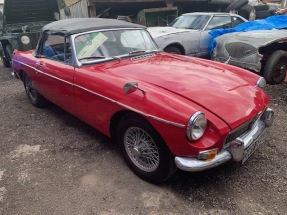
top-left (71, 27), bottom-right (159, 67)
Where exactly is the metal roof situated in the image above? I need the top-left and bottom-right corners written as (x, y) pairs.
top-left (42, 18), bottom-right (145, 35)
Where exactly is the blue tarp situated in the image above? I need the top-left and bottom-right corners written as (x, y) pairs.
top-left (209, 15), bottom-right (287, 54)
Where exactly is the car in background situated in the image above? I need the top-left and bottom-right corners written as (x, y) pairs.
top-left (147, 12), bottom-right (247, 58)
top-left (212, 29), bottom-right (287, 84)
top-left (12, 18), bottom-right (273, 183)
top-left (0, 0), bottom-right (59, 68)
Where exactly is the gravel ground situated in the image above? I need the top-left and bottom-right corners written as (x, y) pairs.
top-left (0, 64), bottom-right (286, 215)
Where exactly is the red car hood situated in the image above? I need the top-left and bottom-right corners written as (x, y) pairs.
top-left (105, 54), bottom-right (268, 129)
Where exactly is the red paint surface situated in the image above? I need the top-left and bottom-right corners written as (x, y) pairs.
top-left (12, 51), bottom-right (269, 157)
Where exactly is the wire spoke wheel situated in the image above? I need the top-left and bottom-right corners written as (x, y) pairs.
top-left (23, 73), bottom-right (46, 107)
top-left (117, 113), bottom-right (176, 183)
top-left (124, 127), bottom-right (159, 172)
top-left (25, 77), bottom-right (38, 102)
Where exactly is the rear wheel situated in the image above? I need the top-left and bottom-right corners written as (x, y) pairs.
top-left (164, 46), bottom-right (181, 55)
top-left (23, 73), bottom-right (47, 107)
top-left (263, 50), bottom-right (287, 85)
top-left (117, 113), bottom-right (176, 183)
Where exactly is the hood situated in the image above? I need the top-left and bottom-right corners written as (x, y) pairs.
top-left (147, 26), bottom-right (197, 38)
top-left (3, 0), bottom-right (59, 24)
top-left (106, 53), bottom-right (268, 129)
top-left (221, 30), bottom-right (287, 49)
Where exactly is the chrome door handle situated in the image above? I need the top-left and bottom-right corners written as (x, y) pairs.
top-left (36, 63), bottom-right (43, 67)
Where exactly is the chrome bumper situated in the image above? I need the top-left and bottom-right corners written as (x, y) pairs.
top-left (175, 108), bottom-right (274, 172)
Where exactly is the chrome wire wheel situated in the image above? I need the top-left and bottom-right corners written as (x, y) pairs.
top-left (124, 127), bottom-right (160, 172)
top-left (25, 76), bottom-right (38, 102)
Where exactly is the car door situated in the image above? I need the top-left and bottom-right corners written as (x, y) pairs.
top-left (198, 15), bottom-right (232, 57)
top-left (34, 33), bottom-right (76, 114)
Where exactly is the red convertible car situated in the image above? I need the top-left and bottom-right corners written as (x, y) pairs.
top-left (12, 18), bottom-right (274, 183)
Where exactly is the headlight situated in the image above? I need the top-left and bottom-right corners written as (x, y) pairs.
top-left (186, 111), bottom-right (207, 140)
top-left (21, 36), bottom-right (30, 44)
top-left (256, 77), bottom-right (266, 88)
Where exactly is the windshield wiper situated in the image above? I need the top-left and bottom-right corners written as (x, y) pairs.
top-left (78, 55), bottom-right (105, 61)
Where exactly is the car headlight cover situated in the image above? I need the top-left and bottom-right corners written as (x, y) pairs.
top-left (21, 36), bottom-right (30, 44)
top-left (186, 111), bottom-right (207, 140)
top-left (256, 77), bottom-right (266, 88)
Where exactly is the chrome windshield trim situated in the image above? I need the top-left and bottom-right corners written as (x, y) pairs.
top-left (15, 60), bottom-right (185, 128)
top-left (70, 27), bottom-right (159, 67)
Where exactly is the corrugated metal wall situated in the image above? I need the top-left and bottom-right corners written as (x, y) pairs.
top-left (60, 0), bottom-right (89, 19)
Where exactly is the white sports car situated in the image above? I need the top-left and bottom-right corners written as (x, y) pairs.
top-left (148, 12), bottom-right (247, 58)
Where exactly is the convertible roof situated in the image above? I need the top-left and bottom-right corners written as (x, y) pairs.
top-left (42, 18), bottom-right (145, 35)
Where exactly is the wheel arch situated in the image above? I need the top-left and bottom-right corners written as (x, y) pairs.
top-left (109, 110), bottom-right (166, 145)
top-left (164, 43), bottom-right (186, 55)
top-left (18, 69), bottom-right (27, 82)
top-left (259, 41), bottom-right (287, 73)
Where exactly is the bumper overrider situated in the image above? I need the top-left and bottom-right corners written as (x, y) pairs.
top-left (175, 108), bottom-right (274, 172)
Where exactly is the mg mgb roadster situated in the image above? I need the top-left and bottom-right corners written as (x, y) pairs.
top-left (12, 18), bottom-right (274, 183)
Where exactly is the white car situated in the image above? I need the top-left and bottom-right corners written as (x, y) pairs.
top-left (148, 12), bottom-right (247, 57)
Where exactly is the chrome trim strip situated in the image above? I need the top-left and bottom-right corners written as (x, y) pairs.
top-left (175, 108), bottom-right (273, 172)
top-left (15, 60), bottom-right (185, 128)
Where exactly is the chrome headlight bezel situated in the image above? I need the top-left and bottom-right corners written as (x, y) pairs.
top-left (21, 35), bottom-right (30, 45)
top-left (256, 77), bottom-right (266, 88)
top-left (186, 111), bottom-right (207, 141)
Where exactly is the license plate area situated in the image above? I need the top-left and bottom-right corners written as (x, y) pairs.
top-left (242, 139), bottom-right (261, 164)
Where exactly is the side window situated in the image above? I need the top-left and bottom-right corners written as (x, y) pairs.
top-left (205, 16), bottom-right (232, 30)
top-left (42, 34), bottom-right (72, 64)
top-left (231, 16), bottom-right (245, 27)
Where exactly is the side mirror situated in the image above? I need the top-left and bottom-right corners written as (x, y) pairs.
top-left (123, 82), bottom-right (146, 94)
top-left (123, 82), bottom-right (138, 94)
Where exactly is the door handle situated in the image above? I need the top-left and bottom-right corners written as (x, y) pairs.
top-left (36, 62), bottom-right (43, 67)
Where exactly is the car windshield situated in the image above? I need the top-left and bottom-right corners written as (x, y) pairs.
top-left (74, 29), bottom-right (158, 62)
top-left (169, 15), bottom-right (211, 30)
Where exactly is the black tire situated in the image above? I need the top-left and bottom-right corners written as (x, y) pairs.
top-left (263, 50), bottom-right (287, 85)
top-left (253, 4), bottom-right (269, 11)
top-left (1, 55), bottom-right (10, 68)
top-left (225, 0), bottom-right (248, 12)
top-left (255, 10), bottom-right (272, 19)
top-left (164, 46), bottom-right (181, 54)
top-left (116, 113), bottom-right (176, 184)
top-left (238, 4), bottom-right (255, 19)
top-left (23, 73), bottom-right (47, 107)
top-left (5, 44), bottom-right (13, 67)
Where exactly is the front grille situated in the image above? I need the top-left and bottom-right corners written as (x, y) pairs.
top-left (225, 42), bottom-right (257, 58)
top-left (224, 118), bottom-right (256, 147)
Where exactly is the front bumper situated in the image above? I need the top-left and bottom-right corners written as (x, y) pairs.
top-left (175, 108), bottom-right (274, 172)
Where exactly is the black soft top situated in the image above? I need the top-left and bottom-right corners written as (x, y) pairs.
top-left (42, 18), bottom-right (145, 35)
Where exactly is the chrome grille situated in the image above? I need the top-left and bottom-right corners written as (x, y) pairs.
top-left (224, 118), bottom-right (256, 147)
